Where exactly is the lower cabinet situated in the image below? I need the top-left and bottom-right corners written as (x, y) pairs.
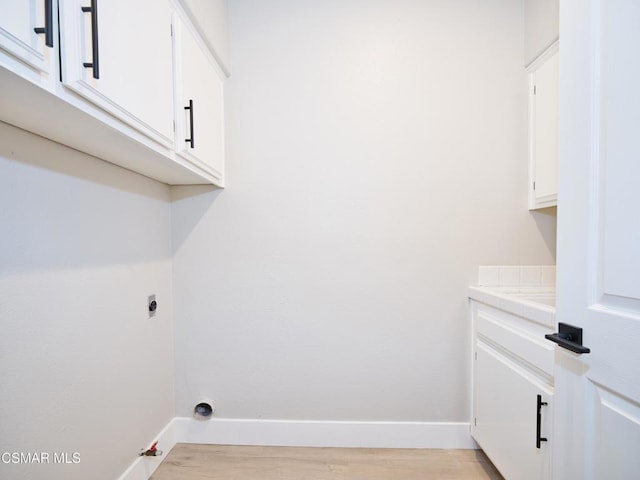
top-left (471, 301), bottom-right (554, 480)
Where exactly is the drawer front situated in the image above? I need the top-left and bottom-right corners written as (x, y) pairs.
top-left (474, 302), bottom-right (554, 379)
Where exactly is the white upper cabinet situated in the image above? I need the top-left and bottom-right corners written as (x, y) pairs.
top-left (0, 0), bottom-right (228, 185)
top-left (528, 46), bottom-right (558, 210)
top-left (173, 10), bottom-right (225, 186)
top-left (0, 0), bottom-right (55, 76)
top-left (59, 0), bottom-right (175, 146)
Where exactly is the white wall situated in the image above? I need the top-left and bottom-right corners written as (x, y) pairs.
top-left (172, 0), bottom-right (556, 426)
top-left (181, 0), bottom-right (231, 75)
top-left (524, 0), bottom-right (559, 65)
top-left (0, 122), bottom-right (174, 480)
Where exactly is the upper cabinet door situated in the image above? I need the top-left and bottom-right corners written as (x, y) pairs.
top-left (529, 47), bottom-right (558, 210)
top-left (0, 0), bottom-right (55, 75)
top-left (173, 12), bottom-right (225, 186)
top-left (59, 0), bottom-right (174, 146)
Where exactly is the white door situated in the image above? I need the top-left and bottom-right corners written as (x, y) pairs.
top-left (554, 1), bottom-right (640, 479)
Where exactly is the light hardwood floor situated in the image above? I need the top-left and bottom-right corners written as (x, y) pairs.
top-left (151, 444), bottom-right (504, 479)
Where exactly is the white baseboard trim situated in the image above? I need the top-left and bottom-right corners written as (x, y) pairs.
top-left (173, 417), bottom-right (476, 449)
top-left (117, 419), bottom-right (178, 480)
top-left (118, 417), bottom-right (476, 479)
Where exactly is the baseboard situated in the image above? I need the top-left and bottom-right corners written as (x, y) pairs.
top-left (117, 419), bottom-right (177, 480)
top-left (173, 417), bottom-right (476, 449)
top-left (117, 417), bottom-right (475, 479)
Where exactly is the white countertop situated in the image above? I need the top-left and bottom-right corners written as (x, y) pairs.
top-left (468, 286), bottom-right (556, 328)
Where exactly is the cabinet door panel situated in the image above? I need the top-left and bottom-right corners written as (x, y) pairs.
top-left (175, 15), bottom-right (224, 184)
top-left (60, 0), bottom-right (174, 145)
top-left (534, 51), bottom-right (558, 200)
top-left (0, 0), bottom-right (52, 74)
top-left (529, 49), bottom-right (558, 209)
top-left (474, 343), bottom-right (552, 480)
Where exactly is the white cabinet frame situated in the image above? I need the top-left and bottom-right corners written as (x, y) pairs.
top-left (528, 41), bottom-right (559, 210)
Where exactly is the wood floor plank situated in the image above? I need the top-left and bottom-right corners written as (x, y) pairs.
top-left (151, 444), bottom-right (503, 479)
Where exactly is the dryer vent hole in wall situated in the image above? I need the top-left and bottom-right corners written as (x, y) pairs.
top-left (194, 400), bottom-right (215, 420)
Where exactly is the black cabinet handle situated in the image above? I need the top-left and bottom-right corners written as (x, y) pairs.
top-left (81, 0), bottom-right (100, 79)
top-left (545, 322), bottom-right (590, 354)
top-left (536, 394), bottom-right (548, 449)
top-left (34, 0), bottom-right (54, 47)
top-left (185, 99), bottom-right (195, 148)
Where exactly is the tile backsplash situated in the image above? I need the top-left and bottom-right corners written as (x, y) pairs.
top-left (477, 265), bottom-right (556, 287)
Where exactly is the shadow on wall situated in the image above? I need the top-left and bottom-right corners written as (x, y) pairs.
top-left (0, 121), bottom-right (172, 274)
top-left (529, 208), bottom-right (557, 261)
top-left (0, 122), bottom-right (170, 199)
top-left (171, 185), bottom-right (223, 254)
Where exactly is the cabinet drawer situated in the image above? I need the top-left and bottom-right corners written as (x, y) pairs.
top-left (475, 303), bottom-right (554, 379)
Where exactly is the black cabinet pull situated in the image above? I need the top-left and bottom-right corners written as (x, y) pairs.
top-left (545, 322), bottom-right (591, 354)
top-left (185, 99), bottom-right (195, 148)
top-left (81, 0), bottom-right (100, 79)
top-left (536, 394), bottom-right (548, 449)
top-left (34, 0), bottom-right (54, 47)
